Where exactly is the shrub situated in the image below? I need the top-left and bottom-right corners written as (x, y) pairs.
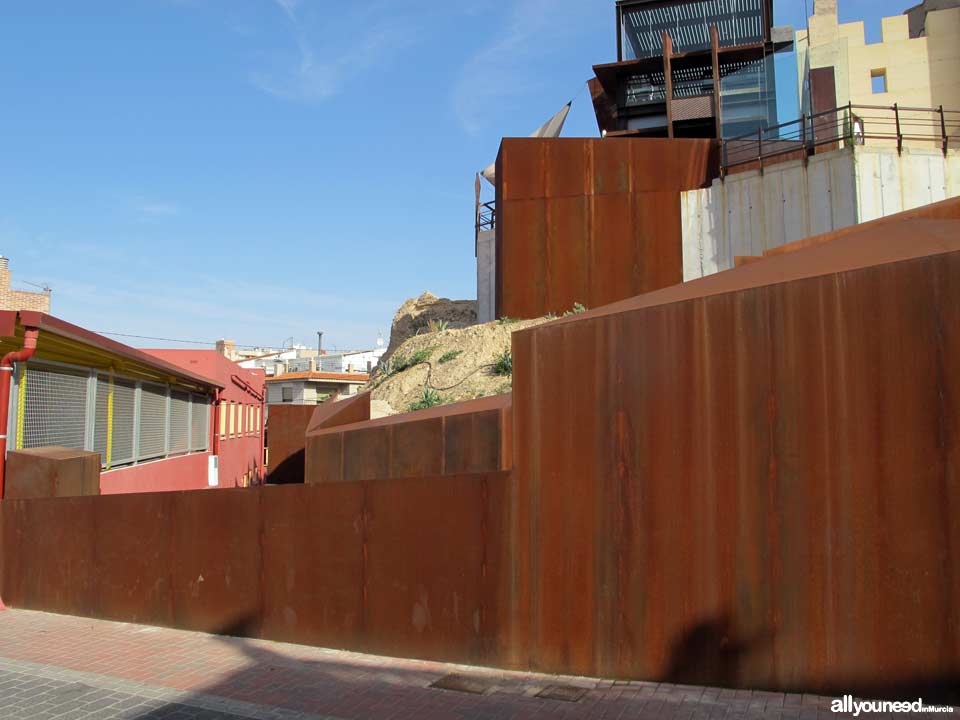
top-left (391, 346), bottom-right (434, 374)
top-left (497, 316), bottom-right (518, 325)
top-left (427, 319), bottom-right (449, 333)
top-left (562, 302), bottom-right (587, 317)
top-left (409, 387), bottom-right (443, 412)
top-left (438, 349), bottom-right (462, 364)
top-left (493, 348), bottom-right (512, 376)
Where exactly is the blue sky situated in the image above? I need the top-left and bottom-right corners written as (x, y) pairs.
top-left (0, 0), bottom-right (906, 351)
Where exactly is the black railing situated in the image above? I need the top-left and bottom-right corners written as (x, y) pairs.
top-left (477, 200), bottom-right (496, 232)
top-left (721, 103), bottom-right (960, 173)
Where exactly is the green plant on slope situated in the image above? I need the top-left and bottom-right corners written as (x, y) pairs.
top-left (493, 348), bottom-right (513, 376)
top-left (427, 319), bottom-right (449, 333)
top-left (391, 346), bottom-right (435, 374)
top-left (409, 387), bottom-right (443, 412)
top-left (562, 302), bottom-right (587, 317)
top-left (438, 349), bottom-right (462, 364)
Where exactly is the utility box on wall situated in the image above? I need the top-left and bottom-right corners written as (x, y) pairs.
top-left (5, 446), bottom-right (100, 499)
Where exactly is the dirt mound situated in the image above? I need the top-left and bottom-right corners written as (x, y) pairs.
top-left (366, 316), bottom-right (550, 415)
top-left (382, 292), bottom-right (477, 364)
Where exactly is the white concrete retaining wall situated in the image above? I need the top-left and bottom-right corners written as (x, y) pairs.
top-left (682, 146), bottom-right (960, 280)
top-left (477, 229), bottom-right (496, 323)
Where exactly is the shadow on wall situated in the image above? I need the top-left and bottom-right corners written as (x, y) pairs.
top-left (121, 614), bottom-right (960, 720)
top-left (660, 614), bottom-right (960, 703)
top-left (264, 449), bottom-right (305, 485)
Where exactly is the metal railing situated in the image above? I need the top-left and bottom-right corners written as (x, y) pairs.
top-left (721, 103), bottom-right (960, 173)
top-left (477, 200), bottom-right (496, 233)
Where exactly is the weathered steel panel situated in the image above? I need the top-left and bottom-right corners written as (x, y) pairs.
top-left (0, 496), bottom-right (97, 616)
top-left (391, 417), bottom-right (443, 478)
top-left (305, 391), bottom-right (370, 434)
top-left (265, 404), bottom-right (317, 484)
top-left (444, 409), bottom-right (501, 475)
top-left (496, 137), bottom-right (715, 319)
top-left (364, 473), bottom-right (503, 664)
top-left (306, 396), bottom-right (511, 484)
top-left (510, 224), bottom-right (960, 693)
top-left (342, 427), bottom-right (390, 482)
top-left (94, 492), bottom-right (175, 625)
top-left (6, 448), bottom-right (101, 499)
top-left (304, 432), bottom-right (342, 484)
top-left (0, 472), bottom-right (511, 669)
top-left (260, 483), bottom-right (365, 648)
top-left (169, 488), bottom-right (262, 634)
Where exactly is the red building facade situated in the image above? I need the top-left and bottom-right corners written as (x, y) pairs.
top-left (145, 349), bottom-right (266, 491)
top-left (0, 311), bottom-right (265, 497)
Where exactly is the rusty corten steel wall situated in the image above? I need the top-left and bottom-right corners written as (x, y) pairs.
top-left (305, 395), bottom-right (511, 484)
top-left (508, 218), bottom-right (960, 695)
top-left (264, 405), bottom-right (319, 484)
top-left (0, 472), bottom-right (510, 665)
top-left (494, 137), bottom-right (716, 319)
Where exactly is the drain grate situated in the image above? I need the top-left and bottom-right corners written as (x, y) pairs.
top-left (430, 672), bottom-right (493, 695)
top-left (536, 684), bottom-right (588, 702)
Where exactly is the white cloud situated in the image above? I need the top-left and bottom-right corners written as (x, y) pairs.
top-left (272, 0), bottom-right (300, 22)
top-left (452, 0), bottom-right (601, 135)
top-left (250, 2), bottom-right (419, 104)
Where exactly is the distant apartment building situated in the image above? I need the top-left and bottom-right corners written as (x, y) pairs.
top-left (0, 257), bottom-right (50, 313)
top-left (265, 371), bottom-right (369, 405)
top-left (318, 344), bottom-right (386, 374)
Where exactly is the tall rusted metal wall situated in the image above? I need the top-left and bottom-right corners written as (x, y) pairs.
top-left (494, 137), bottom-right (716, 319)
top-left (509, 218), bottom-right (960, 694)
top-left (0, 473), bottom-right (509, 666)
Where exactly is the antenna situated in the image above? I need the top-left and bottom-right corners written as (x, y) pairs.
top-left (23, 280), bottom-right (52, 293)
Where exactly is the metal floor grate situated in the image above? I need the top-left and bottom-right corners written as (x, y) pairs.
top-left (535, 684), bottom-right (588, 702)
top-left (429, 673), bottom-right (493, 695)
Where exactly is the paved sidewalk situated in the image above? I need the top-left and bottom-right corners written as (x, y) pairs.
top-left (0, 608), bottom-right (942, 719)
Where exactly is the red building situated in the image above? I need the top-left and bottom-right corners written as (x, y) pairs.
top-left (0, 310), bottom-right (265, 497)
top-left (145, 349), bottom-right (266, 490)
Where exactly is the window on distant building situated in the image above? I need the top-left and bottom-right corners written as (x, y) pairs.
top-left (219, 400), bottom-right (226, 438)
top-left (229, 402), bottom-right (236, 437)
top-left (281, 386), bottom-right (293, 402)
top-left (871, 69), bottom-right (887, 94)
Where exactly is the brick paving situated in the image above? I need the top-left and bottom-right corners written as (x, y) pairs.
top-left (0, 608), bottom-right (948, 719)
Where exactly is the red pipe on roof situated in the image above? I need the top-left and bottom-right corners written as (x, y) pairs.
top-left (0, 327), bottom-right (39, 500)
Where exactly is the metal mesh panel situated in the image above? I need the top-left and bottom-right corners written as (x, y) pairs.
top-left (138, 383), bottom-right (167, 460)
top-left (190, 395), bottom-right (209, 451)
top-left (20, 364), bottom-right (89, 450)
top-left (94, 375), bottom-right (137, 467)
top-left (169, 390), bottom-right (190, 454)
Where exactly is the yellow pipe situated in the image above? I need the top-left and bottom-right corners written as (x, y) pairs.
top-left (106, 373), bottom-right (114, 469)
top-left (15, 365), bottom-right (25, 450)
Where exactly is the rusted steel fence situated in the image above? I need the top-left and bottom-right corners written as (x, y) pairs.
top-left (306, 395), bottom-right (511, 483)
top-left (0, 473), bottom-right (510, 666)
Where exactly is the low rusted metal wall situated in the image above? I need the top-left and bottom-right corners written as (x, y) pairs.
top-left (494, 137), bottom-right (716, 319)
top-left (509, 216), bottom-right (960, 695)
top-left (305, 395), bottom-right (511, 484)
top-left (0, 472), bottom-right (509, 666)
